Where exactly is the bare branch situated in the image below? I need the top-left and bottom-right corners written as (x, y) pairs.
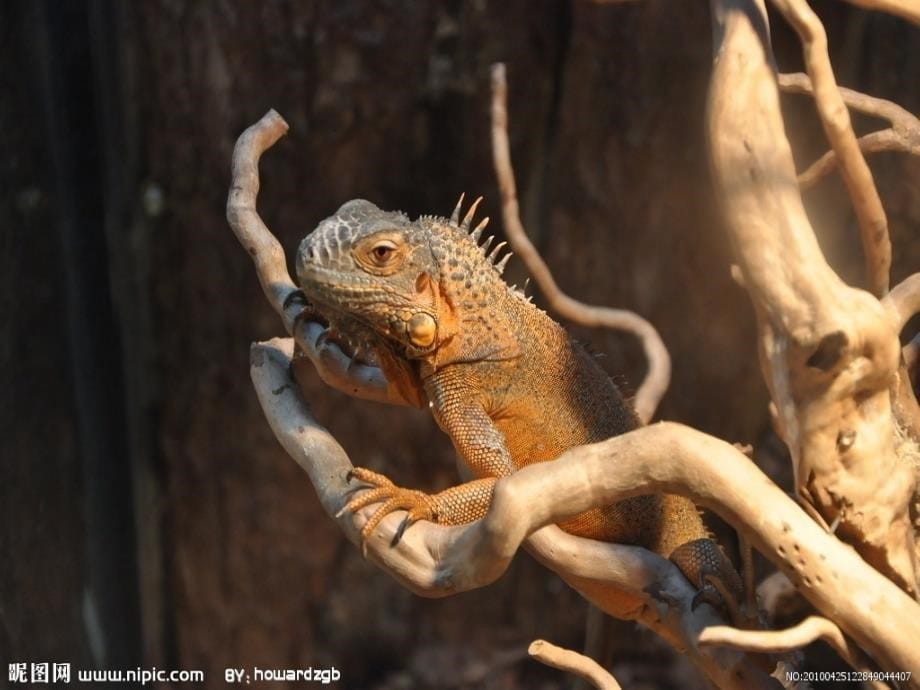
top-left (528, 640), bottom-right (622, 690)
top-left (779, 72), bottom-right (920, 124)
top-left (839, 0), bottom-right (920, 26)
top-left (700, 616), bottom-right (875, 676)
top-left (489, 63), bottom-right (671, 424)
top-left (769, 1), bottom-right (891, 297)
top-left (883, 272), bottom-right (920, 334)
top-left (226, 110), bottom-right (303, 332)
top-left (709, 0), bottom-right (916, 593)
top-left (906, 333), bottom-right (920, 375)
top-left (797, 129), bottom-right (910, 187)
top-left (778, 72), bottom-right (920, 188)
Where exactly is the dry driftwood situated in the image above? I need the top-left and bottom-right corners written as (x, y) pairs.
top-left (227, 0), bottom-right (920, 687)
top-left (710, 0), bottom-right (918, 596)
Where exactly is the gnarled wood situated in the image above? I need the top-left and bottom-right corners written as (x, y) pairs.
top-left (708, 0), bottom-right (918, 594)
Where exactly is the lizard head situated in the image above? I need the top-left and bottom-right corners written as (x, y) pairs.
top-left (296, 197), bottom-right (521, 365)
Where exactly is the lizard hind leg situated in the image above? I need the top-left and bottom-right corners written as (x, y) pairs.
top-left (669, 538), bottom-right (750, 627)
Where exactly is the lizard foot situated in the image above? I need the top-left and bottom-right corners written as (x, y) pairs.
top-left (670, 538), bottom-right (750, 627)
top-left (338, 467), bottom-right (439, 553)
top-left (285, 289), bottom-right (326, 334)
top-left (282, 288), bottom-right (307, 311)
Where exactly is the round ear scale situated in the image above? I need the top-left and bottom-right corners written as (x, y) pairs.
top-left (408, 313), bottom-right (437, 348)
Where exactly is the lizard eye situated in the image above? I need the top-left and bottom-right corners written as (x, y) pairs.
top-left (369, 241), bottom-right (397, 265)
top-left (354, 233), bottom-right (404, 273)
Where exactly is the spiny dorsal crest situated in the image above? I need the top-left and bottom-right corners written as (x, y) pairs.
top-left (448, 193), bottom-right (513, 277)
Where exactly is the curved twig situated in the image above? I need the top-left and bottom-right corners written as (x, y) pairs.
top-left (906, 333), bottom-right (920, 375)
top-left (797, 129), bottom-right (912, 188)
top-left (528, 640), bottom-right (622, 690)
top-left (779, 72), bottom-right (920, 125)
top-left (778, 73), bottom-right (920, 189)
top-left (699, 616), bottom-right (874, 676)
top-left (883, 272), bottom-right (920, 333)
top-left (489, 63), bottom-right (671, 424)
top-left (226, 109), bottom-right (302, 332)
top-left (769, 1), bottom-right (891, 296)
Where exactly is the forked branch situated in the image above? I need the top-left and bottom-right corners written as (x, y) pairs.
top-left (770, 0), bottom-right (891, 296)
top-left (778, 72), bottom-right (920, 189)
top-left (710, 0), bottom-right (917, 593)
top-left (490, 63), bottom-right (671, 423)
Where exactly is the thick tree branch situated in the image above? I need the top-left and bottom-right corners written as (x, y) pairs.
top-left (708, 0), bottom-right (917, 593)
top-left (475, 424), bottom-right (920, 680)
top-left (769, 0), bottom-right (891, 297)
top-left (778, 72), bottom-right (920, 189)
top-left (528, 640), bottom-right (622, 690)
top-left (489, 63), bottom-right (671, 424)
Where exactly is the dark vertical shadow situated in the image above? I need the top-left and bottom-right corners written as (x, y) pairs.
top-left (25, 0), bottom-right (142, 668)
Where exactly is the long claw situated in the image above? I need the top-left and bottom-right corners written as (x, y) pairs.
top-left (393, 515), bottom-right (412, 545)
top-left (343, 487), bottom-right (400, 514)
top-left (336, 467), bottom-right (437, 551)
top-left (360, 497), bottom-right (406, 541)
top-left (348, 467), bottom-right (395, 488)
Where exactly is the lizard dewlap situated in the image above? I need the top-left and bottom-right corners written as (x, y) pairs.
top-left (293, 195), bottom-right (743, 619)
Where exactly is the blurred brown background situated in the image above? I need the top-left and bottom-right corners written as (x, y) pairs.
top-left (2, 1), bottom-right (918, 688)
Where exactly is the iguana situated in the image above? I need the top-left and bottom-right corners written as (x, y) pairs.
top-left (289, 196), bottom-right (742, 619)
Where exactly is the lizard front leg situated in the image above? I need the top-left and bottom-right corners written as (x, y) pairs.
top-left (341, 468), bottom-right (498, 545)
top-left (287, 291), bottom-right (426, 407)
top-left (342, 398), bottom-right (514, 547)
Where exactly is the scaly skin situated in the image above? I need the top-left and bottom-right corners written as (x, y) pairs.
top-left (294, 197), bottom-right (742, 619)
